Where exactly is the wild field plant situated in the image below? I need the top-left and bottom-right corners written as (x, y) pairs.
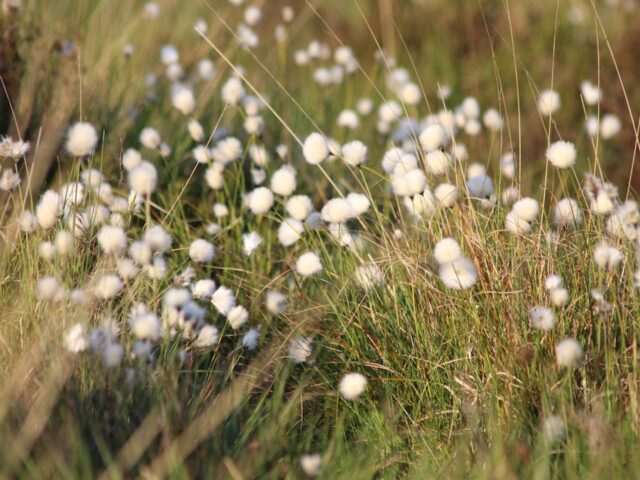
top-left (2, 0), bottom-right (640, 478)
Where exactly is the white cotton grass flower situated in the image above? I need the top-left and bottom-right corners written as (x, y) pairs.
top-left (593, 241), bottom-right (623, 270)
top-left (130, 312), bottom-right (161, 341)
top-left (102, 343), bottom-right (124, 368)
top-left (399, 82), bottom-right (421, 105)
top-left (295, 252), bottom-right (322, 277)
top-left (549, 288), bottom-right (570, 308)
top-left (337, 109), bottom-right (360, 129)
top-left (144, 225), bottom-right (172, 253)
top-left (543, 415), bottom-right (567, 443)
top-left (213, 203), bottom-right (229, 219)
top-left (193, 325), bottom-right (219, 348)
top-left (266, 290), bottom-right (287, 315)
top-left (391, 169), bottom-right (427, 197)
top-left (37, 276), bottom-right (60, 301)
top-left (227, 305), bottom-right (249, 330)
top-left (247, 187), bottom-right (274, 215)
top-left (66, 122), bottom-right (98, 157)
top-left (212, 285), bottom-right (236, 315)
top-left (64, 324), bottom-right (88, 354)
top-left (303, 133), bottom-right (329, 165)
top-left (188, 120), bottom-right (205, 142)
top-left (500, 152), bottom-right (516, 180)
top-left (198, 59), bottom-right (216, 80)
top-left (433, 238), bottom-right (462, 265)
top-left (189, 239), bottom-right (215, 263)
top-left (537, 89), bottom-right (560, 116)
top-left (93, 275), bottom-right (123, 300)
top-left (192, 279), bottom-right (216, 299)
top-left (289, 337), bottom-right (313, 364)
top-left (468, 163), bottom-right (486, 178)
top-left (97, 225), bottom-right (127, 256)
top-left (321, 198), bottom-right (353, 223)
top-left (466, 175), bottom-right (494, 199)
top-left (18, 210), bottom-right (38, 233)
top-left (439, 257), bottom-right (478, 290)
top-left (505, 211), bottom-right (532, 235)
top-left (338, 372), bottom-right (367, 400)
top-left (483, 108), bottom-right (504, 131)
top-left (546, 141), bottom-right (576, 169)
top-left (286, 195), bottom-right (313, 221)
top-left (242, 231), bottom-right (263, 256)
top-left (556, 338), bottom-right (583, 368)
top-left (581, 80), bottom-right (602, 105)
top-left (434, 183), bottom-right (458, 207)
top-left (192, 145), bottom-right (209, 164)
top-left (249, 145), bottom-right (270, 167)
top-left (171, 85), bottom-right (195, 116)
top-left (553, 198), bottom-right (583, 229)
top-left (425, 151), bottom-right (452, 176)
top-left (221, 77), bottom-right (245, 105)
top-left (160, 44), bottom-right (179, 65)
top-left (346, 193), bottom-right (370, 218)
top-left (139, 127), bottom-right (161, 149)
top-left (38, 241), bottom-right (55, 261)
top-left (600, 114), bottom-right (621, 139)
top-left (122, 148), bottom-right (142, 171)
top-left (36, 190), bottom-right (61, 229)
top-left (205, 164), bottom-right (224, 190)
top-left (419, 124), bottom-right (446, 151)
top-left (242, 328), bottom-right (259, 350)
top-left (512, 197), bottom-right (540, 222)
top-left (299, 454), bottom-right (322, 477)
top-left (354, 263), bottom-right (384, 290)
top-left (278, 218), bottom-right (305, 247)
top-left (54, 230), bottom-right (74, 256)
top-left (128, 162), bottom-right (158, 196)
top-left (529, 306), bottom-right (555, 331)
top-left (341, 140), bottom-right (367, 167)
top-left (117, 259), bottom-right (139, 281)
top-left (270, 165), bottom-right (297, 196)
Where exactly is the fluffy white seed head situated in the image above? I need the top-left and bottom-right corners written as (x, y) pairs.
top-left (286, 195), bottom-right (313, 221)
top-left (296, 252), bottom-right (322, 277)
top-left (303, 133), bottom-right (329, 164)
top-left (66, 122), bottom-right (98, 157)
top-left (538, 89), bottom-right (560, 116)
top-left (242, 231), bottom-right (263, 256)
top-left (227, 305), bottom-right (249, 330)
top-left (339, 372), bottom-right (367, 400)
top-left (546, 141), bottom-right (576, 169)
top-left (299, 454), bottom-right (322, 477)
top-left (556, 338), bottom-right (583, 368)
top-left (439, 257), bottom-right (477, 290)
top-left (221, 77), bottom-right (245, 105)
top-left (212, 285), bottom-right (236, 315)
top-left (266, 290), bottom-right (287, 315)
top-left (93, 275), bottom-right (123, 300)
top-left (321, 198), bottom-right (353, 223)
top-left (270, 165), bottom-right (297, 196)
top-left (433, 238), bottom-right (462, 265)
top-left (419, 124), bottom-right (446, 151)
top-left (434, 183), bottom-right (458, 207)
top-left (553, 198), bottom-right (583, 229)
top-left (171, 86), bottom-right (196, 115)
top-left (139, 127), bottom-right (161, 149)
top-left (278, 218), bottom-right (305, 247)
top-left (247, 187), bottom-right (274, 215)
top-left (512, 197), bottom-right (540, 222)
top-left (189, 239), bottom-right (215, 263)
top-left (128, 161), bottom-right (158, 196)
top-left (97, 225), bottom-right (127, 256)
top-left (529, 306), bottom-right (555, 331)
top-left (36, 190), bottom-right (61, 229)
top-left (341, 140), bottom-right (367, 167)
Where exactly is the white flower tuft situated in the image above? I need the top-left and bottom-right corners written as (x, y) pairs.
top-left (339, 372), bottom-right (367, 400)
top-left (66, 122), bottom-right (98, 157)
